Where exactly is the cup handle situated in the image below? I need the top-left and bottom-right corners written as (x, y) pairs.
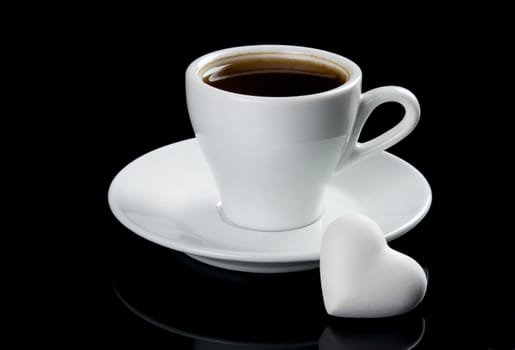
top-left (334, 86), bottom-right (420, 174)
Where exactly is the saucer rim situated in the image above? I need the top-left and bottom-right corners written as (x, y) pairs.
top-left (108, 139), bottom-right (432, 263)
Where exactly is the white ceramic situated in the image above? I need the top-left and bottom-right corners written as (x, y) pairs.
top-left (186, 45), bottom-right (420, 231)
top-left (320, 215), bottom-right (427, 318)
top-left (108, 138), bottom-right (431, 273)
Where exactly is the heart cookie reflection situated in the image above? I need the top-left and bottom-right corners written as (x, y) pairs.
top-left (319, 318), bottom-right (425, 350)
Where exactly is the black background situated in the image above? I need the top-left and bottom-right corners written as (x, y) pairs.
top-left (94, 10), bottom-right (514, 349)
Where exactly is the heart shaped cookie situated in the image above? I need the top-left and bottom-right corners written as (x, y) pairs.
top-left (320, 215), bottom-right (427, 318)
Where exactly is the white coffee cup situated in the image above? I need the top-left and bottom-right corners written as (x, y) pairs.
top-left (186, 45), bottom-right (420, 231)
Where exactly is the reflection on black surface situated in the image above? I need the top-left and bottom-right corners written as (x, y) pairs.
top-left (319, 319), bottom-right (424, 350)
top-left (114, 280), bottom-right (425, 349)
top-left (111, 230), bottom-right (428, 349)
top-left (112, 248), bottom-right (324, 344)
top-left (113, 282), bottom-right (317, 349)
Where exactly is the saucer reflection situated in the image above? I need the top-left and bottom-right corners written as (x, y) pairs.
top-left (113, 281), bottom-right (317, 349)
top-left (114, 280), bottom-right (424, 349)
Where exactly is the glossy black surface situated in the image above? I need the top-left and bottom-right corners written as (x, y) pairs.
top-left (102, 17), bottom-right (514, 348)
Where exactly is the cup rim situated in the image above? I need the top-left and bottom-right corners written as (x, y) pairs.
top-left (186, 45), bottom-right (362, 101)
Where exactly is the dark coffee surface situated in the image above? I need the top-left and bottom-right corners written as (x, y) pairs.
top-left (203, 57), bottom-right (347, 96)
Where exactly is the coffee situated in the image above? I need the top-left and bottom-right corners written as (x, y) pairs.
top-left (203, 56), bottom-right (347, 97)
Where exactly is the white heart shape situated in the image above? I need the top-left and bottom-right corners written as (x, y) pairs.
top-left (320, 215), bottom-right (427, 318)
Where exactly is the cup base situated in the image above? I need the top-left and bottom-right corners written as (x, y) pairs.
top-left (216, 201), bottom-right (323, 232)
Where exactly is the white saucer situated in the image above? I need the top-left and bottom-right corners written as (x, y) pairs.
top-left (108, 138), bottom-right (431, 273)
